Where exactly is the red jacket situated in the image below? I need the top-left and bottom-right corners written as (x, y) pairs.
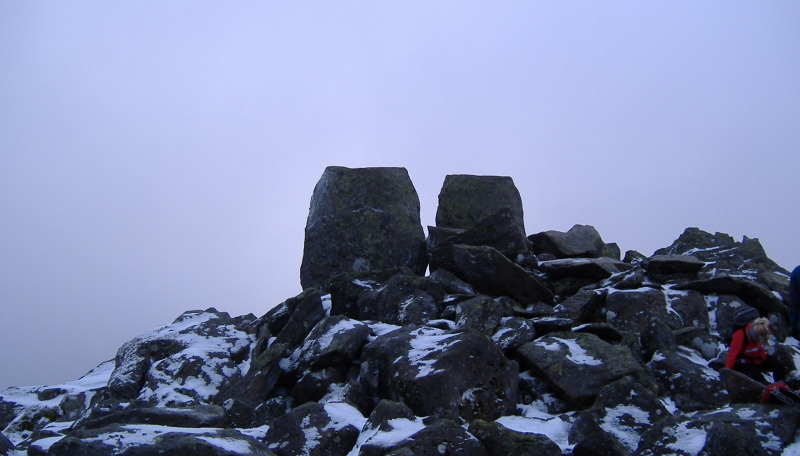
top-left (725, 322), bottom-right (767, 369)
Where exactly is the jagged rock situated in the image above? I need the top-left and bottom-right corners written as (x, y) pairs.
top-left (553, 289), bottom-right (606, 321)
top-left (326, 268), bottom-right (407, 319)
top-left (674, 276), bottom-right (788, 318)
top-left (356, 272), bottom-right (445, 325)
top-left (291, 368), bottom-right (349, 405)
top-left (572, 323), bottom-right (624, 343)
top-left (427, 207), bottom-right (529, 261)
top-left (569, 376), bottom-right (668, 455)
top-left (288, 315), bottom-right (371, 373)
top-left (516, 332), bottom-right (645, 407)
top-left (455, 295), bottom-right (513, 336)
top-left (529, 224), bottom-right (612, 259)
top-left (107, 309), bottom-right (254, 406)
top-left (435, 174), bottom-right (525, 234)
top-left (263, 402), bottom-right (361, 456)
top-left (491, 317), bottom-right (535, 353)
top-left (48, 427), bottom-right (275, 456)
top-left (469, 419), bottom-right (562, 456)
top-left (640, 319), bottom-right (678, 361)
top-left (428, 268), bottom-right (476, 295)
top-left (429, 244), bottom-right (554, 305)
top-left (375, 418), bottom-right (488, 456)
top-left (300, 166), bottom-right (427, 290)
top-left (359, 326), bottom-right (518, 421)
top-left (636, 404), bottom-right (800, 456)
top-left (648, 348), bottom-right (728, 411)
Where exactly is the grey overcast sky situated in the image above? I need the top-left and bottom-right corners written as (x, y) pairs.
top-left (1, 2), bottom-right (799, 390)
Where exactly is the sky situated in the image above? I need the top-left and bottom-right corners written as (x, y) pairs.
top-left (1, 2), bottom-right (799, 390)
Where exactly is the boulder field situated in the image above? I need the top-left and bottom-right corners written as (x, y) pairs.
top-left (2, 166), bottom-right (799, 456)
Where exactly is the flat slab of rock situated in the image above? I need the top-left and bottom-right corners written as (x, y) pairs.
top-left (300, 166), bottom-right (427, 290)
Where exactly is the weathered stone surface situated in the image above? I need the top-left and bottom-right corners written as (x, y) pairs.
top-left (435, 174), bottom-right (525, 234)
top-left (553, 289), bottom-right (606, 321)
top-left (529, 224), bottom-right (610, 259)
top-left (427, 207), bottom-right (529, 261)
top-left (469, 419), bottom-right (562, 456)
top-left (454, 295), bottom-right (513, 336)
top-left (538, 258), bottom-right (632, 281)
top-left (674, 275), bottom-right (788, 318)
top-left (359, 326), bottom-right (518, 421)
top-left (605, 288), bottom-right (682, 334)
top-left (300, 166), bottom-right (427, 290)
top-left (719, 367), bottom-right (767, 403)
top-left (77, 404), bottom-right (226, 430)
top-left (48, 427), bottom-right (275, 456)
top-left (288, 315), bottom-right (371, 373)
top-left (430, 244), bottom-right (554, 305)
top-left (517, 332), bottom-right (644, 407)
top-left (376, 419), bottom-right (488, 456)
top-left (0, 431), bottom-right (12, 455)
top-left (263, 402), bottom-right (360, 456)
top-left (356, 272), bottom-right (445, 325)
top-left (647, 348), bottom-right (728, 411)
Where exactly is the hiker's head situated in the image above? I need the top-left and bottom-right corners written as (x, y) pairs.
top-left (750, 317), bottom-right (772, 342)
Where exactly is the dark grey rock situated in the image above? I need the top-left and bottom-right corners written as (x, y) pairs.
top-left (517, 332), bottom-right (644, 407)
top-left (529, 224), bottom-right (609, 259)
top-left (430, 244), bottom-right (554, 305)
top-left (435, 174), bottom-right (525, 234)
top-left (288, 315), bottom-right (370, 373)
top-left (263, 402), bottom-right (359, 456)
top-left (455, 295), bottom-right (513, 336)
top-left (356, 272), bottom-right (445, 325)
top-left (647, 348), bottom-right (728, 412)
top-left (643, 254), bottom-right (705, 275)
top-left (674, 275), bottom-right (788, 318)
top-left (538, 258), bottom-right (632, 281)
top-left (469, 419), bottom-right (562, 456)
top-left (427, 207), bottom-right (529, 261)
top-left (300, 166), bottom-right (427, 290)
top-left (378, 419), bottom-right (488, 456)
top-left (78, 404), bottom-right (226, 429)
top-left (491, 317), bottom-right (535, 352)
top-left (553, 289), bottom-right (606, 321)
top-left (605, 288), bottom-right (682, 334)
top-left (719, 368), bottom-right (767, 403)
top-left (359, 326), bottom-right (518, 421)
top-left (0, 431), bottom-right (12, 454)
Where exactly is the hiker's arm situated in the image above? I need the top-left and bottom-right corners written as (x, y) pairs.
top-left (725, 330), bottom-right (745, 369)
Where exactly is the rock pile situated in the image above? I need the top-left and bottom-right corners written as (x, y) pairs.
top-left (2, 166), bottom-right (799, 456)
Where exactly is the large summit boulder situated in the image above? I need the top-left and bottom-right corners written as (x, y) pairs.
top-left (435, 174), bottom-right (525, 234)
top-left (300, 166), bottom-right (427, 290)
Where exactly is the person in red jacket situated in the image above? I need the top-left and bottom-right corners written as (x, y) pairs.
top-left (725, 317), bottom-right (786, 383)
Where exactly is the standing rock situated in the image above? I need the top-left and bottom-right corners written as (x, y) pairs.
top-left (435, 175), bottom-right (525, 234)
top-left (300, 166), bottom-right (427, 290)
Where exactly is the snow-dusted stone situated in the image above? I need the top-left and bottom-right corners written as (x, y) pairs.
top-left (429, 244), bottom-right (554, 305)
top-left (516, 332), bottom-right (644, 407)
top-left (569, 376), bottom-right (667, 455)
top-left (636, 404), bottom-right (800, 456)
top-left (435, 174), bottom-right (525, 234)
top-left (107, 309), bottom-right (255, 407)
top-left (288, 315), bottom-right (370, 373)
top-left (643, 254), bottom-right (705, 275)
top-left (468, 419), bottom-right (561, 456)
top-left (48, 426), bottom-right (274, 456)
top-left (719, 367), bottom-right (767, 403)
top-left (455, 295), bottom-right (513, 336)
top-left (674, 275), bottom-right (788, 318)
top-left (428, 207), bottom-right (529, 261)
top-left (356, 272), bottom-right (445, 325)
top-left (263, 402), bottom-right (361, 456)
top-left (529, 224), bottom-right (611, 259)
top-left (538, 258), bottom-right (632, 281)
top-left (375, 418), bottom-right (488, 456)
top-left (359, 326), bottom-right (518, 421)
top-left (491, 317), bottom-right (535, 353)
top-left (300, 166), bottom-right (427, 290)
top-left (647, 348), bottom-right (727, 412)
top-left (77, 404), bottom-right (227, 430)
top-left (605, 288), bottom-right (682, 334)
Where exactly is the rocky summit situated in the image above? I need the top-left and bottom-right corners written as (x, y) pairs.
top-left (2, 165), bottom-right (800, 456)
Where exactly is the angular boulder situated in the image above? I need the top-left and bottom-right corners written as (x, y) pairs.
top-left (429, 244), bottom-right (553, 305)
top-left (529, 224), bottom-right (611, 259)
top-left (435, 174), bottom-right (525, 233)
top-left (359, 326), bottom-right (518, 421)
top-left (516, 332), bottom-right (644, 407)
top-left (647, 348), bottom-right (728, 411)
top-left (300, 166), bottom-right (427, 290)
top-left (263, 402), bottom-right (361, 456)
top-left (427, 207), bottom-right (529, 261)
